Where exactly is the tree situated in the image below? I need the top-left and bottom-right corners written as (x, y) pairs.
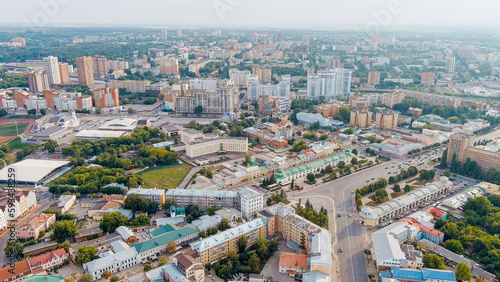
top-left (127, 108), bottom-right (134, 114)
top-left (352, 148), bottom-right (358, 155)
top-left (101, 270), bottom-right (112, 279)
top-left (351, 157), bottom-right (358, 165)
top-left (78, 274), bottom-right (93, 282)
top-left (95, 106), bottom-right (102, 115)
top-left (52, 220), bottom-right (77, 243)
top-left (167, 240), bottom-right (177, 254)
top-left (306, 173), bottom-right (316, 182)
top-left (185, 204), bottom-right (202, 218)
top-left (158, 256), bottom-right (167, 266)
top-left (218, 219), bottom-right (231, 231)
top-left (404, 185), bottom-right (412, 192)
top-left (40, 108), bottom-right (47, 115)
top-left (438, 149), bottom-right (448, 169)
top-left (186, 214), bottom-right (194, 223)
top-left (243, 154), bottom-right (251, 166)
top-left (392, 184), bottom-right (401, 192)
top-left (455, 262), bottom-right (472, 281)
top-left (110, 276), bottom-right (119, 282)
top-left (423, 254), bottom-right (446, 270)
top-left (143, 264), bottom-right (152, 271)
top-left (237, 235), bottom-right (247, 253)
top-left (305, 199), bottom-right (314, 212)
top-left (249, 252), bottom-right (261, 272)
top-left (75, 246), bottom-right (97, 265)
top-left (325, 164), bottom-right (334, 174)
top-left (194, 105), bottom-right (203, 115)
top-left (45, 140), bottom-right (58, 153)
top-left (445, 239), bottom-right (464, 254)
top-left (131, 214), bottom-right (150, 226)
top-left (444, 169), bottom-right (451, 177)
top-left (338, 161), bottom-right (345, 169)
top-left (4, 241), bottom-right (23, 260)
top-left (27, 109), bottom-right (36, 115)
top-left (100, 212), bottom-right (128, 233)
top-left (207, 205), bottom-right (221, 216)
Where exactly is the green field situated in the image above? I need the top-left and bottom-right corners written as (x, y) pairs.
top-left (137, 162), bottom-right (193, 189)
top-left (0, 122), bottom-right (28, 137)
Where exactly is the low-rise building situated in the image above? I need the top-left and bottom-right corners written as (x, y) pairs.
top-left (126, 187), bottom-right (165, 206)
top-left (16, 213), bottom-right (56, 239)
top-left (279, 252), bottom-right (309, 276)
top-left (58, 195), bottom-right (76, 213)
top-left (83, 246), bottom-right (138, 281)
top-left (28, 248), bottom-right (68, 272)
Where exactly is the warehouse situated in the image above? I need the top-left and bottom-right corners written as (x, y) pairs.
top-left (76, 130), bottom-right (127, 141)
top-left (0, 159), bottom-right (71, 185)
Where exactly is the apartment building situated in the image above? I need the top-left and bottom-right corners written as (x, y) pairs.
top-left (350, 109), bottom-right (372, 128)
top-left (190, 217), bottom-right (268, 264)
top-left (58, 62), bottom-right (70, 84)
top-left (238, 188), bottom-right (263, 219)
top-left (27, 70), bottom-right (50, 93)
top-left (43, 56), bottom-right (61, 85)
top-left (16, 213), bottom-right (56, 239)
top-left (75, 56), bottom-right (94, 87)
top-left (83, 246), bottom-right (138, 281)
top-left (106, 59), bottom-right (129, 70)
top-left (92, 55), bottom-right (108, 78)
top-left (252, 66), bottom-right (272, 83)
top-left (315, 102), bottom-right (341, 117)
top-left (247, 74), bottom-right (291, 101)
top-left (175, 81), bottom-right (239, 115)
top-left (44, 90), bottom-right (92, 111)
top-left (307, 69), bottom-right (352, 101)
top-left (126, 188), bottom-right (165, 206)
top-left (170, 252), bottom-right (205, 282)
top-left (375, 111), bottom-right (398, 129)
top-left (93, 88), bottom-right (119, 108)
top-left (159, 57), bottom-right (179, 74)
top-left (0, 189), bottom-right (36, 221)
top-left (446, 134), bottom-right (500, 172)
top-left (368, 71), bottom-right (381, 86)
top-left (420, 72), bottom-right (436, 87)
top-left (184, 137), bottom-right (248, 158)
top-left (189, 78), bottom-right (217, 93)
top-left (109, 80), bottom-right (150, 93)
top-left (229, 69), bottom-right (251, 86)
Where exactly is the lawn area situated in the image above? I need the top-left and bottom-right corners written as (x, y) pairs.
top-left (3, 137), bottom-right (38, 164)
top-left (6, 115), bottom-right (42, 120)
top-left (137, 162), bottom-right (193, 189)
top-left (0, 122), bottom-right (28, 137)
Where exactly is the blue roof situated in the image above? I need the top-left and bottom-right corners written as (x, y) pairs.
top-left (388, 268), bottom-right (456, 282)
top-left (421, 268), bottom-right (456, 281)
top-left (392, 268), bottom-right (424, 281)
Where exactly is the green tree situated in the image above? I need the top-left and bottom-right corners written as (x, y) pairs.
top-left (352, 149), bottom-right (358, 155)
top-left (100, 212), bottom-right (128, 233)
top-left (306, 173), bottom-right (315, 182)
top-left (45, 140), bottom-right (58, 153)
top-left (194, 105), bottom-right (203, 115)
top-left (249, 252), bottom-right (261, 272)
top-left (143, 264), bottom-right (152, 271)
top-left (58, 242), bottom-right (71, 253)
top-left (237, 235), bottom-right (247, 253)
top-left (131, 214), bottom-right (150, 226)
top-left (218, 219), bottom-right (231, 231)
top-left (110, 276), bottom-right (119, 282)
top-left (127, 108), bottom-right (134, 114)
top-left (40, 108), bottom-right (47, 115)
top-left (422, 254), bottom-right (446, 270)
top-left (158, 256), bottom-right (167, 266)
top-left (445, 239), bottom-right (464, 254)
top-left (404, 185), bottom-right (412, 192)
top-left (455, 262), bottom-right (472, 281)
top-left (351, 157), bottom-right (358, 165)
top-left (4, 241), bottom-right (23, 260)
top-left (95, 106), bottom-right (102, 114)
top-left (52, 220), bottom-right (77, 243)
top-left (207, 205), bottom-right (221, 216)
top-left (78, 274), bottom-right (93, 282)
top-left (392, 184), bottom-right (401, 192)
top-left (75, 246), bottom-right (97, 265)
top-left (338, 161), bottom-right (345, 169)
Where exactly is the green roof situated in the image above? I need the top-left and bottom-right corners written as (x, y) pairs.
top-left (150, 224), bottom-right (176, 237)
top-left (276, 152), bottom-right (352, 179)
top-left (23, 276), bottom-right (64, 282)
top-left (133, 225), bottom-right (198, 253)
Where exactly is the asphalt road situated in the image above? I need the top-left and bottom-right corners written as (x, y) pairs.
top-left (297, 148), bottom-right (445, 282)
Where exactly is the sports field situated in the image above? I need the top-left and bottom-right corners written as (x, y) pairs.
top-left (0, 122), bottom-right (29, 137)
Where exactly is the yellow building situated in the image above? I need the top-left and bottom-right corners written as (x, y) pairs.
top-left (191, 218), bottom-right (268, 265)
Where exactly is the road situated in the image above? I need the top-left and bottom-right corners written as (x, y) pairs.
top-left (292, 147), bottom-right (446, 282)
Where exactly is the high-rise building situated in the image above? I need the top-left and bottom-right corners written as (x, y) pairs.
top-left (159, 57), bottom-right (179, 74)
top-left (307, 69), bottom-right (352, 101)
top-left (420, 72), bottom-right (436, 87)
top-left (92, 55), bottom-right (108, 78)
top-left (368, 71), bottom-right (381, 86)
top-left (106, 59), bottom-right (129, 70)
top-left (177, 29), bottom-right (182, 37)
top-left (375, 111), bottom-right (398, 129)
top-left (247, 75), bottom-right (290, 101)
top-left (160, 30), bottom-right (168, 41)
top-left (43, 90), bottom-right (92, 111)
top-left (252, 67), bottom-right (272, 83)
top-left (12, 37), bottom-right (26, 47)
top-left (328, 59), bottom-right (341, 69)
top-left (93, 88), bottom-right (119, 108)
top-left (27, 71), bottom-right (50, 93)
top-left (58, 62), bottom-right (70, 84)
top-left (75, 57), bottom-right (94, 87)
top-left (229, 70), bottom-right (251, 86)
top-left (175, 80), bottom-right (239, 115)
top-left (43, 56), bottom-right (61, 85)
top-left (350, 109), bottom-right (372, 128)
top-left (445, 57), bottom-right (456, 73)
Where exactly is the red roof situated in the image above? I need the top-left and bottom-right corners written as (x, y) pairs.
top-left (300, 150), bottom-right (316, 157)
top-left (0, 260), bottom-right (31, 281)
top-left (427, 207), bottom-right (446, 216)
top-left (399, 217), bottom-right (444, 238)
top-left (28, 248), bottom-right (67, 267)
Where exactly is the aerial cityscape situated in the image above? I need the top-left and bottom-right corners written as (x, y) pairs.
top-left (0, 1), bottom-right (500, 282)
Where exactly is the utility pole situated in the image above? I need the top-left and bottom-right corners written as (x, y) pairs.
top-left (14, 121), bottom-right (18, 136)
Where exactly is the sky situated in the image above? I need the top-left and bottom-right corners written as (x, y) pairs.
top-left (2, 0), bottom-right (500, 29)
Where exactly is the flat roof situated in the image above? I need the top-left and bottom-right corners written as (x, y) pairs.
top-left (0, 159), bottom-right (70, 183)
top-left (76, 130), bottom-right (127, 139)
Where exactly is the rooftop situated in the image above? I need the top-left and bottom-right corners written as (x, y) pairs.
top-left (0, 159), bottom-right (70, 183)
top-left (133, 225), bottom-right (198, 254)
top-left (279, 252), bottom-right (309, 269)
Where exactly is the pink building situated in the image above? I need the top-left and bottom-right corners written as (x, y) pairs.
top-left (16, 213), bottom-right (56, 239)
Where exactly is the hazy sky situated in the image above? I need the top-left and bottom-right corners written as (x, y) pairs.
top-left (3, 0), bottom-right (500, 28)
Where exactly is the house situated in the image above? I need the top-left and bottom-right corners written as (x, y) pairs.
top-left (28, 248), bottom-right (68, 272)
top-left (115, 226), bottom-right (137, 243)
top-left (279, 252), bottom-right (309, 276)
top-left (191, 215), bottom-right (223, 231)
top-left (16, 213), bottom-right (56, 239)
top-left (83, 247), bottom-right (138, 281)
top-left (0, 260), bottom-right (32, 282)
top-left (57, 195), bottom-right (76, 213)
top-left (171, 251), bottom-right (205, 282)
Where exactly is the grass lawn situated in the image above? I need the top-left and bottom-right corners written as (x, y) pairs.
top-left (7, 115), bottom-right (41, 120)
top-left (137, 162), bottom-right (193, 189)
top-left (3, 137), bottom-right (38, 164)
top-left (0, 122), bottom-right (28, 137)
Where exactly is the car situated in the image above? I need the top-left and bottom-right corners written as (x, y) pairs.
top-left (337, 214), bottom-right (341, 217)
top-left (340, 248), bottom-right (344, 253)
top-left (371, 177), bottom-right (375, 180)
